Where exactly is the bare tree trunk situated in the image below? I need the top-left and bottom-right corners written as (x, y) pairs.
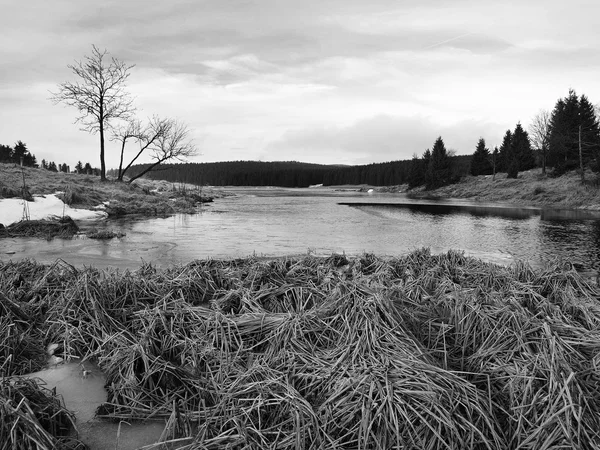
top-left (117, 139), bottom-right (126, 181)
top-left (100, 109), bottom-right (106, 181)
top-left (542, 144), bottom-right (546, 175)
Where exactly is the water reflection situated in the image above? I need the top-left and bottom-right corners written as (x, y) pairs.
top-left (342, 202), bottom-right (540, 220)
top-left (1, 192), bottom-right (600, 274)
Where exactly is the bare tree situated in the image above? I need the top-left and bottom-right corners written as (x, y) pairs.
top-left (112, 118), bottom-right (144, 181)
top-left (123, 118), bottom-right (198, 184)
top-left (51, 45), bottom-right (135, 181)
top-left (114, 116), bottom-right (175, 181)
top-left (528, 109), bottom-right (551, 175)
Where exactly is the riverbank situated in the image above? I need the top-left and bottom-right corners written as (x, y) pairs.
top-left (397, 169), bottom-right (600, 210)
top-left (2, 250), bottom-right (600, 449)
top-left (0, 163), bottom-right (217, 237)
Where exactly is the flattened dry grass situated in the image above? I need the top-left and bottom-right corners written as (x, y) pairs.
top-left (2, 250), bottom-right (600, 449)
top-left (0, 217), bottom-right (79, 239)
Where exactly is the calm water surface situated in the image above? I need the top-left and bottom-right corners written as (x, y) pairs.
top-left (2, 187), bottom-right (600, 273)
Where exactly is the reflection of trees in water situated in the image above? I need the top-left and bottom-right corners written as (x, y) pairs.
top-left (538, 220), bottom-right (600, 272)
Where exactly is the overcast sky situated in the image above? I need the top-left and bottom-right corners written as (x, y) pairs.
top-left (2, 0), bottom-right (599, 168)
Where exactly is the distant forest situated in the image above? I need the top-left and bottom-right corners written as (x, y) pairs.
top-left (118, 155), bottom-right (473, 188)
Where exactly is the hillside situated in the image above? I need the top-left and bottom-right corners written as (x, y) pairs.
top-left (0, 163), bottom-right (215, 220)
top-left (405, 169), bottom-right (600, 210)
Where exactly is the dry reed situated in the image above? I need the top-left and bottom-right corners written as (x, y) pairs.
top-left (2, 249), bottom-right (600, 448)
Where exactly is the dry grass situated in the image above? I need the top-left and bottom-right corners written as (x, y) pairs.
top-left (0, 217), bottom-right (79, 239)
top-left (2, 250), bottom-right (600, 448)
top-left (407, 169), bottom-right (600, 210)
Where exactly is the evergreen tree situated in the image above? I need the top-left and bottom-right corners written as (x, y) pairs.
top-left (470, 138), bottom-right (493, 176)
top-left (546, 90), bottom-right (600, 174)
top-left (41, 159), bottom-right (47, 170)
top-left (12, 141), bottom-right (28, 165)
top-left (48, 161), bottom-right (58, 172)
top-left (75, 161), bottom-right (84, 174)
top-left (407, 154), bottom-right (424, 188)
top-left (492, 147), bottom-right (499, 179)
top-left (84, 162), bottom-right (93, 174)
top-left (426, 137), bottom-right (451, 189)
top-left (512, 123), bottom-right (536, 171)
top-left (0, 144), bottom-right (12, 162)
top-left (497, 130), bottom-right (512, 172)
top-left (407, 150), bottom-right (430, 188)
top-left (579, 94), bottom-right (600, 170)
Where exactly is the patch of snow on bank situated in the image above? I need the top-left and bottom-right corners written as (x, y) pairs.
top-left (0, 194), bottom-right (107, 226)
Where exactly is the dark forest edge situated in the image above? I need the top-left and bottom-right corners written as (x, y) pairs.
top-left (115, 155), bottom-right (474, 188)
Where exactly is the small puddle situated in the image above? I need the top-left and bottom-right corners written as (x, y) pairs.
top-left (25, 362), bottom-right (167, 450)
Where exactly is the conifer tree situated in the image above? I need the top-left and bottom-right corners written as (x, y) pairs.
top-left (407, 153), bottom-right (425, 188)
top-left (547, 90), bottom-right (600, 175)
top-left (470, 138), bottom-right (493, 176)
top-left (512, 123), bottom-right (536, 171)
top-left (492, 147), bottom-right (499, 180)
top-left (579, 94), bottom-right (600, 170)
top-left (497, 130), bottom-right (512, 172)
top-left (426, 137), bottom-right (451, 189)
top-left (0, 144), bottom-right (12, 162)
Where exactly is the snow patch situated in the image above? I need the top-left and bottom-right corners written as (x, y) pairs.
top-left (0, 194), bottom-right (107, 226)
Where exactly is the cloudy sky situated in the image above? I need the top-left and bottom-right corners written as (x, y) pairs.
top-left (2, 0), bottom-right (599, 168)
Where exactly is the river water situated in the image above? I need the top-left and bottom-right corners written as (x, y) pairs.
top-left (2, 187), bottom-right (600, 274)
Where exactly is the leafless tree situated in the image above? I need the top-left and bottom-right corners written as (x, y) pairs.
top-left (51, 45), bottom-right (135, 181)
top-left (528, 109), bottom-right (551, 175)
top-left (120, 118), bottom-right (198, 184)
top-left (112, 118), bottom-right (145, 181)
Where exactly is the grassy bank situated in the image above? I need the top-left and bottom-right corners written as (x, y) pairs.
top-left (404, 169), bottom-right (600, 210)
top-left (2, 250), bottom-right (600, 449)
top-left (0, 163), bottom-right (215, 218)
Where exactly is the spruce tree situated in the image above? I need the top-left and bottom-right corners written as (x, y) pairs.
top-left (512, 123), bottom-right (536, 171)
top-left (407, 153), bottom-right (426, 188)
top-left (470, 138), bottom-right (493, 176)
top-left (497, 130), bottom-right (512, 172)
top-left (548, 90), bottom-right (581, 171)
top-left (427, 137), bottom-right (451, 189)
top-left (0, 144), bottom-right (12, 162)
top-left (579, 94), bottom-right (600, 170)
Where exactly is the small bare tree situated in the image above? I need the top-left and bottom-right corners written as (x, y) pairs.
top-left (120, 118), bottom-right (197, 184)
top-left (51, 45), bottom-right (135, 181)
top-left (528, 109), bottom-right (551, 175)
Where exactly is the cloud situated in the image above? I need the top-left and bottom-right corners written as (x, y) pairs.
top-left (266, 115), bottom-right (505, 164)
top-left (2, 0), bottom-right (600, 169)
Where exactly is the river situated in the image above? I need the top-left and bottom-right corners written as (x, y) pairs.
top-left (2, 187), bottom-right (600, 275)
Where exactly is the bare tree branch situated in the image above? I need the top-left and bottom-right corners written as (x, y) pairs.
top-left (50, 45), bottom-right (135, 181)
top-left (118, 116), bottom-right (172, 181)
top-left (112, 118), bottom-right (144, 181)
top-left (119, 118), bottom-right (198, 184)
top-left (528, 109), bottom-right (551, 174)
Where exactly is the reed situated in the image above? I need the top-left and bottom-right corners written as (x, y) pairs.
top-left (2, 250), bottom-right (600, 448)
top-left (0, 377), bottom-right (84, 450)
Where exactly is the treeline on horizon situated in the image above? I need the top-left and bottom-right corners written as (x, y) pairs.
top-left (124, 89), bottom-right (600, 189)
top-left (119, 156), bottom-right (473, 188)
